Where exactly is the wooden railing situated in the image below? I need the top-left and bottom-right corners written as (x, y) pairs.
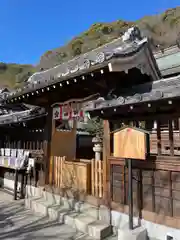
top-left (49, 156), bottom-right (103, 198)
top-left (150, 131), bottom-right (180, 155)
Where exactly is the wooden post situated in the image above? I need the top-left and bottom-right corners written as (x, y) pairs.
top-left (24, 172), bottom-right (28, 197)
top-left (169, 171), bottom-right (173, 217)
top-left (168, 119), bottom-right (174, 156)
top-left (34, 162), bottom-right (37, 187)
top-left (103, 120), bottom-right (110, 206)
top-left (20, 170), bottom-right (25, 199)
top-left (123, 165), bottom-right (126, 204)
top-left (137, 169), bottom-right (142, 226)
top-left (43, 106), bottom-right (53, 185)
top-left (128, 159), bottom-right (133, 230)
top-left (14, 169), bottom-right (18, 200)
top-left (157, 120), bottom-right (161, 155)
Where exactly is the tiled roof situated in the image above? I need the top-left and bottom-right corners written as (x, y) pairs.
top-left (5, 27), bottom-right (160, 101)
top-left (83, 74), bottom-right (180, 112)
top-left (0, 106), bottom-right (45, 126)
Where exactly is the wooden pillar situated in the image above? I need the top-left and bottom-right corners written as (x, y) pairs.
top-left (103, 120), bottom-right (110, 206)
top-left (157, 120), bottom-right (162, 155)
top-left (168, 119), bottom-right (174, 156)
top-left (20, 170), bottom-right (25, 199)
top-left (14, 169), bottom-right (18, 200)
top-left (72, 119), bottom-right (77, 159)
top-left (169, 171), bottom-right (173, 217)
top-left (42, 106), bottom-right (53, 185)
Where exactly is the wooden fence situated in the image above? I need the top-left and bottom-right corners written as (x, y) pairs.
top-left (109, 156), bottom-right (180, 228)
top-left (91, 159), bottom-right (103, 198)
top-left (49, 156), bottom-right (103, 198)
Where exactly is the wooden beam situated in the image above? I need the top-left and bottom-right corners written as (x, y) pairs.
top-left (109, 156), bottom-right (180, 171)
top-left (103, 110), bottom-right (180, 122)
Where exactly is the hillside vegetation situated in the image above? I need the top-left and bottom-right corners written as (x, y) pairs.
top-left (1, 6), bottom-right (180, 88)
top-left (39, 7), bottom-right (180, 69)
top-left (0, 63), bottom-right (35, 89)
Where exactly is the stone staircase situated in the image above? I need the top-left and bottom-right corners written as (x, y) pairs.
top-left (25, 189), bottom-right (112, 240)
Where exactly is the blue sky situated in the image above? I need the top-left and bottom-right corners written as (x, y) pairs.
top-left (0, 0), bottom-right (179, 65)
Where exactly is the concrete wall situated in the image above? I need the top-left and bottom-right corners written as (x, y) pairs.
top-left (0, 177), bottom-right (21, 192)
top-left (111, 210), bottom-right (179, 240)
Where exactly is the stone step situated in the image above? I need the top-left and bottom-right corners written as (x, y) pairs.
top-left (73, 232), bottom-right (90, 240)
top-left (26, 185), bottom-right (43, 198)
top-left (25, 196), bottom-right (73, 221)
top-left (77, 203), bottom-right (99, 220)
top-left (64, 212), bottom-right (112, 239)
top-left (31, 197), bottom-right (53, 216)
top-left (48, 204), bottom-right (71, 221)
top-left (65, 212), bottom-right (95, 233)
top-left (25, 196), bottom-right (112, 239)
top-left (88, 220), bottom-right (112, 240)
top-left (25, 197), bottom-right (42, 210)
top-left (75, 233), bottom-right (118, 240)
top-left (75, 234), bottom-right (95, 240)
top-left (42, 190), bottom-right (61, 205)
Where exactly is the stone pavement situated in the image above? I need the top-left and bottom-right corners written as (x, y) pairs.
top-left (0, 191), bottom-right (117, 240)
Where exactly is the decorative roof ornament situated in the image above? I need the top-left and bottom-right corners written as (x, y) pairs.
top-left (133, 94), bottom-right (142, 102)
top-left (62, 68), bottom-right (70, 77)
top-left (117, 96), bottom-right (125, 104)
top-left (83, 59), bottom-right (91, 69)
top-left (79, 59), bottom-right (91, 70)
top-left (96, 52), bottom-right (106, 64)
top-left (151, 91), bottom-right (163, 100)
top-left (68, 62), bottom-right (79, 74)
top-left (122, 26), bottom-right (142, 43)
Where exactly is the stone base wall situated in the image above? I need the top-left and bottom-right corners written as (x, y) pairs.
top-left (1, 178), bottom-right (179, 240)
top-left (25, 184), bottom-right (179, 240)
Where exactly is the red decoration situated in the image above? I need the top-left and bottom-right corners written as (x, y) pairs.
top-left (127, 128), bottom-right (132, 133)
top-left (53, 105), bottom-right (85, 120)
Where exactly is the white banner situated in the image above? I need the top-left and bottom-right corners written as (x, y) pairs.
top-left (53, 107), bottom-right (60, 120)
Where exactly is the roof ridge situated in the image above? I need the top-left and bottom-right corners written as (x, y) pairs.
top-left (27, 27), bottom-right (144, 83)
top-left (29, 37), bottom-right (123, 79)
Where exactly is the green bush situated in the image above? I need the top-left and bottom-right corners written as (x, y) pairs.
top-left (71, 38), bottom-right (84, 56)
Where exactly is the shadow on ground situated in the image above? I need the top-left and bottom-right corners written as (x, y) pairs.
top-left (0, 193), bottom-right (78, 240)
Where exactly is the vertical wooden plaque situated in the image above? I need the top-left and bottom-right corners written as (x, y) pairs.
top-left (113, 126), bottom-right (149, 160)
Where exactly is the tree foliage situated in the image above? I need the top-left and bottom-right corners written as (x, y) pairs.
top-left (71, 38), bottom-right (84, 56)
top-left (84, 116), bottom-right (103, 138)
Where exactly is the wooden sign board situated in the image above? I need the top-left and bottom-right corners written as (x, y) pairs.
top-left (113, 126), bottom-right (149, 160)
